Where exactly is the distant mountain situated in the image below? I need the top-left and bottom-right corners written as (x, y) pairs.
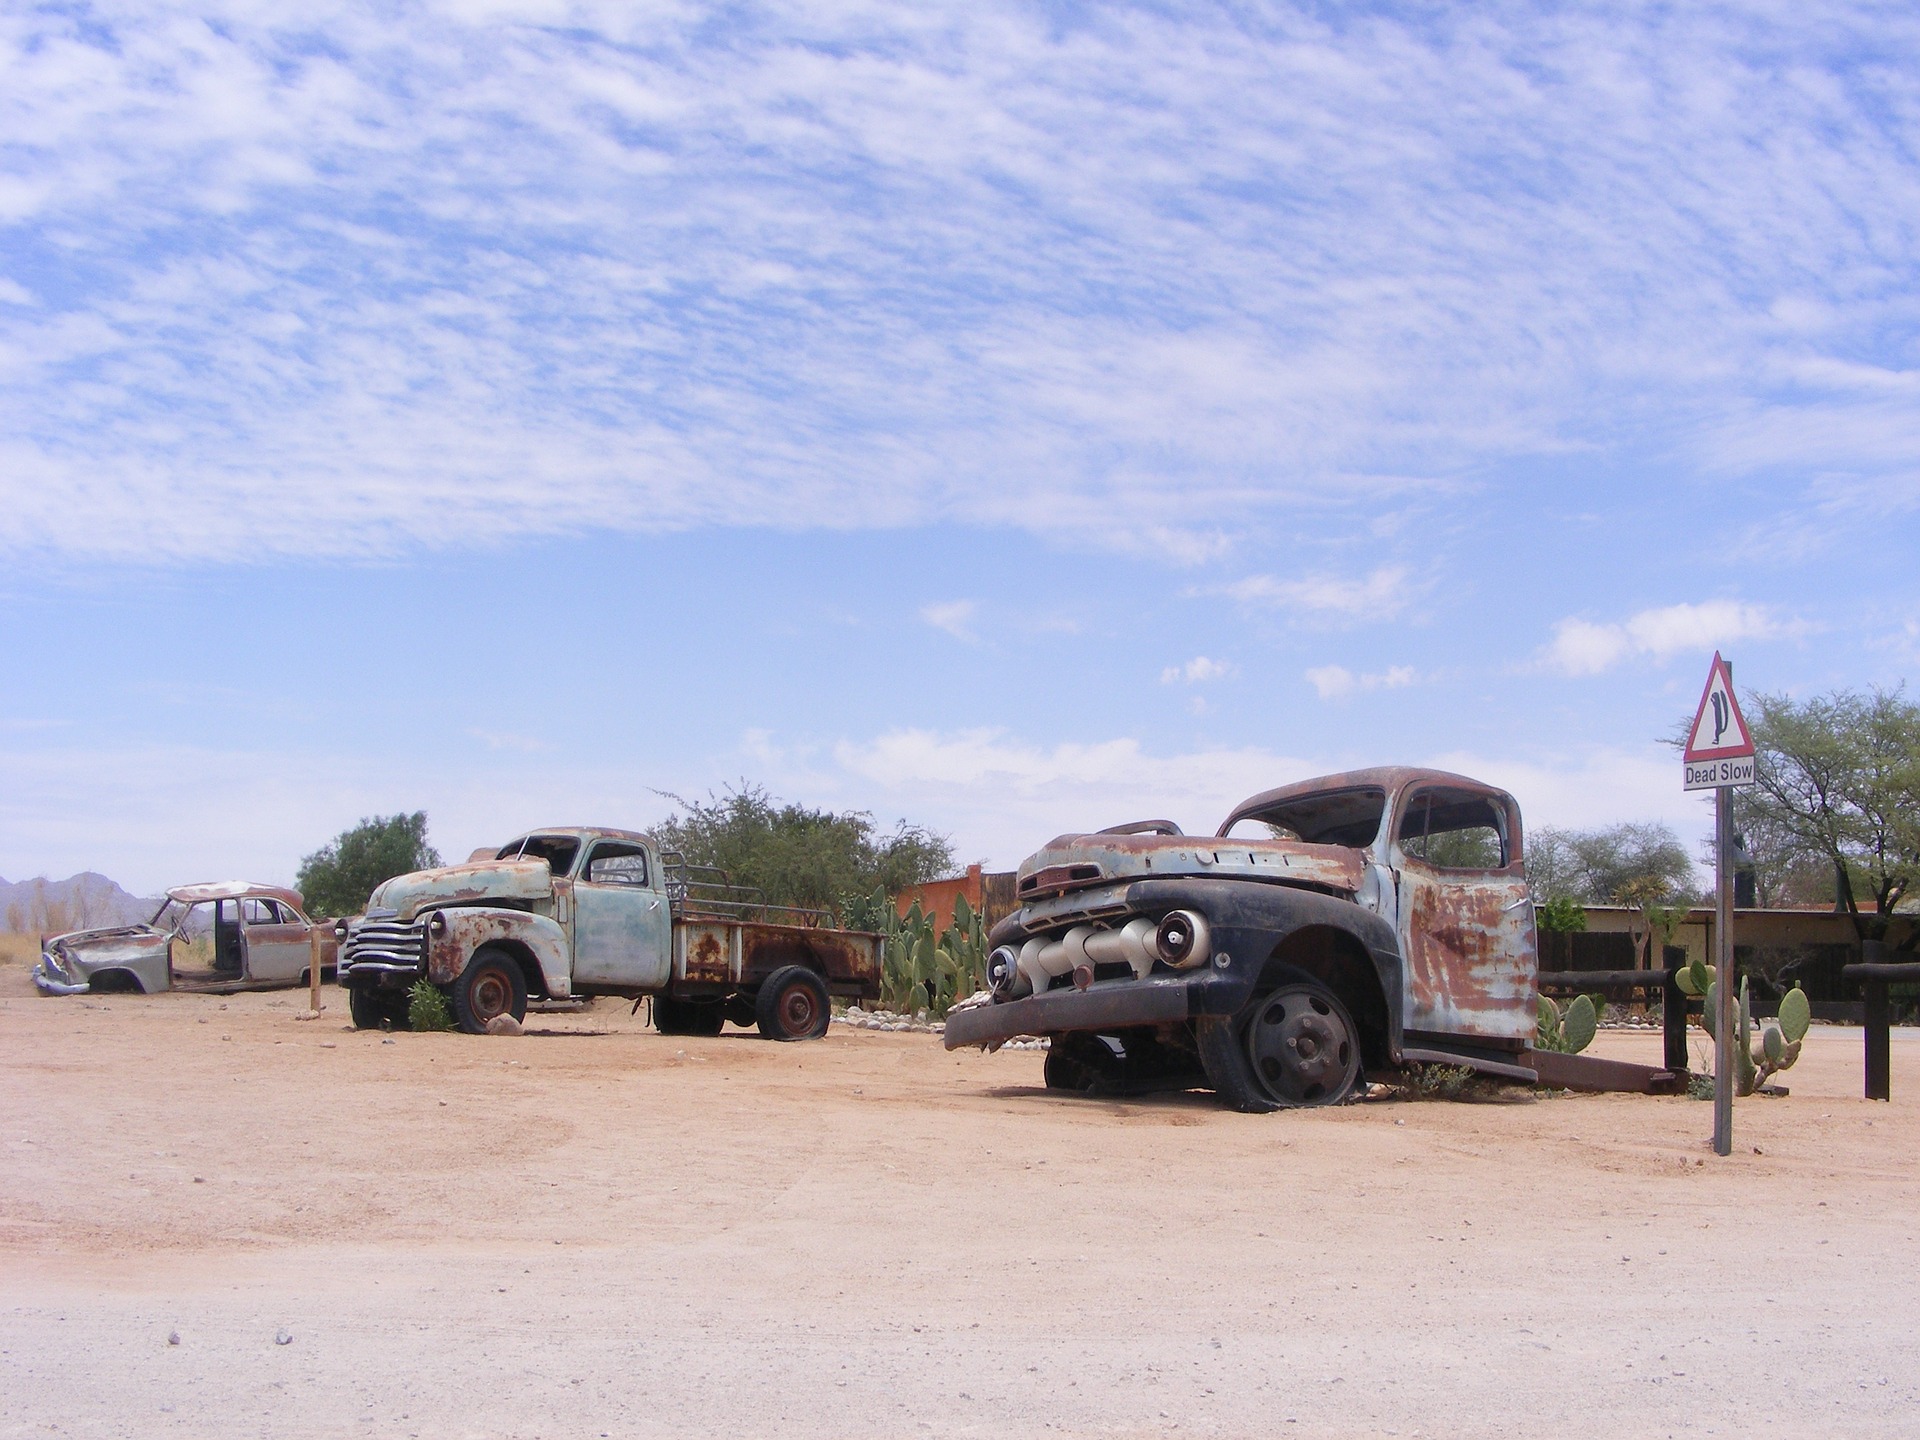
top-left (0, 873), bottom-right (163, 935)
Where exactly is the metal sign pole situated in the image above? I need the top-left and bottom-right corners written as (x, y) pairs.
top-left (1712, 782), bottom-right (1734, 1155)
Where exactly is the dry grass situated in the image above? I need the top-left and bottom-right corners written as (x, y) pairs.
top-left (0, 934), bottom-right (43, 966)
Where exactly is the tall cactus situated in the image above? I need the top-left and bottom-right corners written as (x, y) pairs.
top-left (1698, 974), bottom-right (1808, 1094)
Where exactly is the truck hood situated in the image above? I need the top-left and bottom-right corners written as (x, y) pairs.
top-left (368, 859), bottom-right (555, 922)
top-left (1014, 831), bottom-right (1364, 905)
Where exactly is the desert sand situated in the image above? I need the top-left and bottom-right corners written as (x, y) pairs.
top-left (3, 966), bottom-right (1916, 1439)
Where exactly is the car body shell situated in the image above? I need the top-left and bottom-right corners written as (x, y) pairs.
top-left (32, 881), bottom-right (336, 996)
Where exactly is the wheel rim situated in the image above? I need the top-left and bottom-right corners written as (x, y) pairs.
top-left (1244, 985), bottom-right (1357, 1106)
top-left (776, 981), bottom-right (819, 1036)
top-left (470, 964), bottom-right (514, 1021)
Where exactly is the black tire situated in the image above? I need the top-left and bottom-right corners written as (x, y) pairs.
top-left (755, 965), bottom-right (831, 1041)
top-left (451, 945), bottom-right (528, 1035)
top-left (1198, 981), bottom-right (1362, 1112)
top-left (349, 985), bottom-right (410, 1031)
top-left (1044, 1033), bottom-right (1125, 1094)
top-left (655, 995), bottom-right (725, 1037)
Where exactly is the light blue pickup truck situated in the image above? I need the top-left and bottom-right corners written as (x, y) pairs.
top-left (336, 827), bottom-right (882, 1039)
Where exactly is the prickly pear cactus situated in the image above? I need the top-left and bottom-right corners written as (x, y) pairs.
top-left (1535, 993), bottom-right (1597, 1055)
top-left (1698, 976), bottom-right (1809, 1095)
top-left (1750, 982), bottom-right (1810, 1090)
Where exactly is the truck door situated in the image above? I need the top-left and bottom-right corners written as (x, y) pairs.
top-left (572, 840), bottom-right (672, 989)
top-left (239, 897), bottom-right (310, 984)
top-left (1391, 784), bottom-right (1535, 1043)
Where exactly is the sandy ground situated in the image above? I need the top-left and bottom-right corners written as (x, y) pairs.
top-left (2, 965), bottom-right (1917, 1440)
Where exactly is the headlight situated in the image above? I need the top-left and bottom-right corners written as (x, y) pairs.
top-left (1154, 910), bottom-right (1211, 968)
top-left (427, 912), bottom-right (448, 938)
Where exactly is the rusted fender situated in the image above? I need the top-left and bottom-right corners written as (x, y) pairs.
top-left (426, 908), bottom-right (571, 998)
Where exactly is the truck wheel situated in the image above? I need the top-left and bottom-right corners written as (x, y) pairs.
top-left (755, 965), bottom-right (830, 1041)
top-left (451, 946), bottom-right (528, 1035)
top-left (1198, 981), bottom-right (1361, 1112)
top-left (349, 986), bottom-right (410, 1031)
top-left (655, 995), bottom-right (724, 1037)
top-left (1043, 1033), bottom-right (1124, 1094)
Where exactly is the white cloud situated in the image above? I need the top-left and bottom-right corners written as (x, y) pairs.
top-left (920, 600), bottom-right (979, 643)
top-left (1222, 568), bottom-right (1413, 620)
top-left (1160, 656), bottom-right (1233, 684)
top-left (1305, 664), bottom-right (1417, 700)
top-left (0, 5), bottom-right (1916, 567)
top-left (466, 729), bottom-right (550, 753)
top-left (1543, 601), bottom-right (1791, 676)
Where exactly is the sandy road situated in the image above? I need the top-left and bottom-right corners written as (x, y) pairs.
top-left (2, 969), bottom-right (1917, 1440)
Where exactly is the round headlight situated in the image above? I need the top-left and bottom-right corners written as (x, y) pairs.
top-left (1155, 910), bottom-right (1211, 968)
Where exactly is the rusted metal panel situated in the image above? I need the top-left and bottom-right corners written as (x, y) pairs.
top-left (1529, 1050), bottom-right (1684, 1094)
top-left (373, 860), bottom-right (554, 921)
top-left (1014, 832), bottom-right (1364, 904)
top-left (1396, 861), bottom-right (1537, 1041)
top-left (675, 922), bottom-right (735, 986)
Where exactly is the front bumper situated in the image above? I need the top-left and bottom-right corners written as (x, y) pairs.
top-left (943, 973), bottom-right (1239, 1050)
top-left (32, 953), bottom-right (89, 995)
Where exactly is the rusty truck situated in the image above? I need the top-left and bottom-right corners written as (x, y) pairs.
top-left (336, 827), bottom-right (881, 1038)
top-left (944, 768), bottom-right (1540, 1109)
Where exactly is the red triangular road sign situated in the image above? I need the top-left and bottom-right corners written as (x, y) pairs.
top-left (1683, 652), bottom-right (1755, 762)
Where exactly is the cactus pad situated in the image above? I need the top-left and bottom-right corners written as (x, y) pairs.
top-left (1562, 993), bottom-right (1597, 1054)
top-left (1778, 986), bottom-right (1811, 1044)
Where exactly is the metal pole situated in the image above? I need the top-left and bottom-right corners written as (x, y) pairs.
top-left (1712, 783), bottom-right (1735, 1155)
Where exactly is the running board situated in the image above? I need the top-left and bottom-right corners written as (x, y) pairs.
top-left (1399, 1046), bottom-right (1538, 1084)
top-left (1529, 1050), bottom-right (1686, 1095)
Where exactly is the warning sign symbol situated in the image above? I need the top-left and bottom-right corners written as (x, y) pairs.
top-left (1683, 652), bottom-right (1756, 791)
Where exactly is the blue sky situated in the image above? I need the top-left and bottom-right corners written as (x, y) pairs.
top-left (2, 1), bottom-right (1916, 894)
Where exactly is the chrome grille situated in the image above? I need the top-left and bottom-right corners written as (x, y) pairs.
top-left (342, 918), bottom-right (427, 973)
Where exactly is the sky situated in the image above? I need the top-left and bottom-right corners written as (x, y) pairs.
top-left (2, 0), bottom-right (1917, 896)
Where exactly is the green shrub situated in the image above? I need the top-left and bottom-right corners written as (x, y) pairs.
top-left (407, 980), bottom-right (455, 1032)
top-left (1536, 896), bottom-right (1588, 933)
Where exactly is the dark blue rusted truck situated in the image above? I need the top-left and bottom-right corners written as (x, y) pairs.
top-left (943, 768), bottom-right (1540, 1109)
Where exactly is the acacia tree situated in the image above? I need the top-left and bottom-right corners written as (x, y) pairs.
top-left (1528, 822), bottom-right (1700, 965)
top-left (652, 784), bottom-right (953, 917)
top-left (1737, 687), bottom-right (1920, 945)
top-left (296, 812), bottom-right (441, 918)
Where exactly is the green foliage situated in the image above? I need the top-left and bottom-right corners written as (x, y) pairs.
top-left (870, 888), bottom-right (988, 1018)
top-left (654, 784), bottom-right (953, 916)
top-left (1536, 992), bottom-right (1598, 1054)
top-left (1405, 1063), bottom-right (1478, 1100)
top-left (1527, 823), bottom-right (1700, 908)
top-left (837, 887), bottom-right (894, 933)
top-left (1736, 687), bottom-right (1920, 937)
top-left (1536, 896), bottom-right (1588, 934)
top-left (297, 812), bottom-right (441, 919)
top-left (407, 980), bottom-right (454, 1032)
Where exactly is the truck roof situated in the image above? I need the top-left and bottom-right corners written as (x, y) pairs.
top-left (501, 826), bottom-right (654, 848)
top-left (1217, 766), bottom-right (1514, 836)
